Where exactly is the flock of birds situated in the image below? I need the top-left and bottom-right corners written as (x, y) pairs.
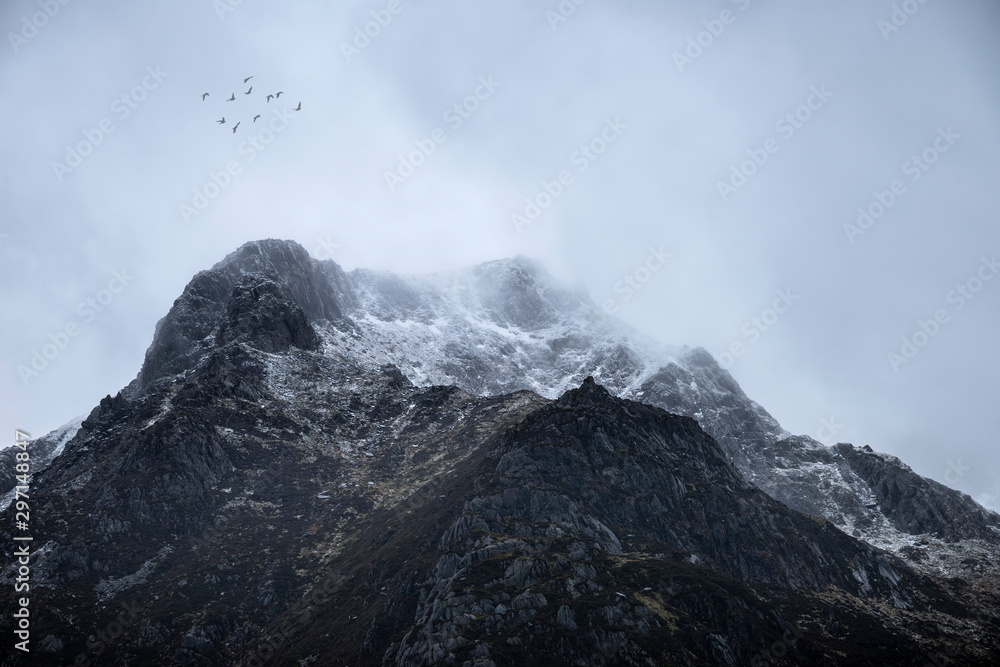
top-left (204, 76), bottom-right (301, 133)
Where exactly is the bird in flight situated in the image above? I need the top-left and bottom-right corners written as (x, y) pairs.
top-left (275, 91), bottom-right (284, 98)
top-left (227, 93), bottom-right (235, 101)
top-left (201, 93), bottom-right (209, 101)
top-left (266, 94), bottom-right (274, 103)
top-left (294, 102), bottom-right (302, 111)
top-left (244, 86), bottom-right (252, 95)
top-left (217, 117), bottom-right (225, 124)
top-left (253, 114), bottom-right (261, 123)
top-left (243, 76), bottom-right (253, 83)
top-left (232, 122), bottom-right (240, 133)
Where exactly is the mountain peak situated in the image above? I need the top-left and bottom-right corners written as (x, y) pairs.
top-left (563, 375), bottom-right (613, 404)
top-left (130, 239), bottom-right (349, 394)
top-left (471, 254), bottom-right (544, 279)
top-left (222, 238), bottom-right (312, 271)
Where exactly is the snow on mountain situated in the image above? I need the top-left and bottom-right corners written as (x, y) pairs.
top-left (302, 249), bottom-right (999, 577)
top-left (324, 256), bottom-right (687, 401)
top-left (0, 415), bottom-right (84, 512)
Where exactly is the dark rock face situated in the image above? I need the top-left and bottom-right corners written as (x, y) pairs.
top-left (834, 443), bottom-right (1000, 542)
top-left (474, 378), bottom-right (880, 591)
top-left (132, 239), bottom-right (349, 393)
top-left (217, 274), bottom-right (320, 353)
top-left (386, 378), bottom-right (935, 665)
top-left (208, 238), bottom-right (351, 323)
top-left (631, 354), bottom-right (785, 474)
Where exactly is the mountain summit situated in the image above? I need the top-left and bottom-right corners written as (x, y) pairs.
top-left (3, 239), bottom-right (998, 666)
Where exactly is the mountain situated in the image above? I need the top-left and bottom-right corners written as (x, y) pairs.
top-left (2, 239), bottom-right (998, 666)
top-left (125, 239), bottom-right (1000, 576)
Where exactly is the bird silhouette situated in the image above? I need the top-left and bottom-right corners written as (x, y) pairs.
top-left (275, 91), bottom-right (284, 98)
top-left (243, 76), bottom-right (253, 83)
top-left (217, 117), bottom-right (225, 124)
top-left (232, 122), bottom-right (240, 133)
top-left (201, 93), bottom-right (209, 101)
top-left (294, 102), bottom-right (301, 111)
top-left (253, 114), bottom-right (261, 123)
top-left (227, 93), bottom-right (235, 101)
top-left (266, 94), bottom-right (274, 103)
top-left (244, 86), bottom-right (252, 95)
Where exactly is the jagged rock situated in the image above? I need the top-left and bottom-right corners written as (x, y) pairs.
top-left (131, 239), bottom-right (350, 393)
top-left (556, 604), bottom-right (577, 630)
top-left (217, 274), bottom-right (320, 353)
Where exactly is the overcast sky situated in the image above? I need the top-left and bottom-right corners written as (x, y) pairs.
top-left (1, 0), bottom-right (998, 511)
